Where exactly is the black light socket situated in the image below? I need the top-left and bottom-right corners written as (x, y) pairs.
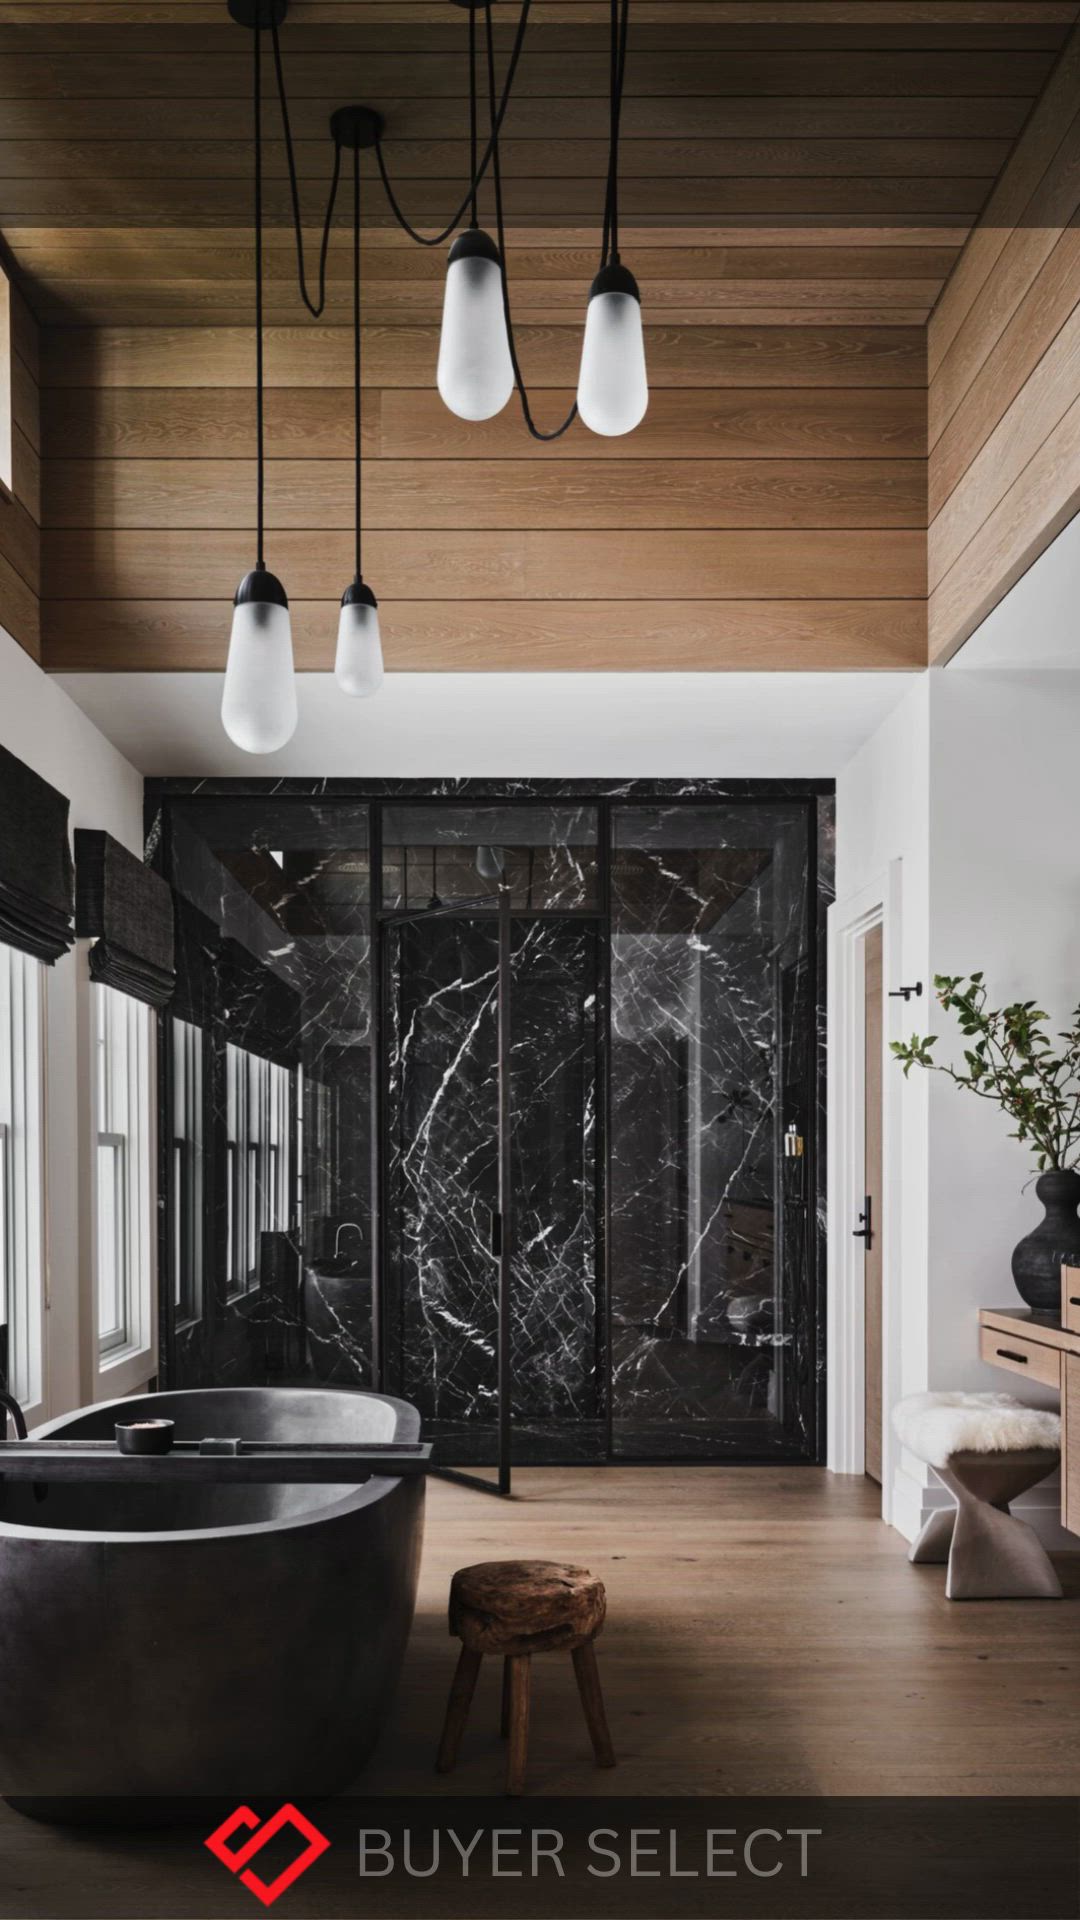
top-left (227, 0), bottom-right (288, 28)
top-left (447, 228), bottom-right (502, 268)
top-left (341, 577), bottom-right (378, 611)
top-left (329, 105), bottom-right (384, 150)
top-left (234, 565), bottom-right (289, 610)
top-left (588, 261), bottom-right (641, 304)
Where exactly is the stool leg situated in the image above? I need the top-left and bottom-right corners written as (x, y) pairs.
top-left (500, 1656), bottom-right (511, 1738)
top-left (505, 1654), bottom-right (531, 1796)
top-left (909, 1504), bottom-right (955, 1566)
top-left (436, 1646), bottom-right (482, 1773)
top-left (572, 1640), bottom-right (616, 1768)
top-left (939, 1461), bottom-right (1062, 1601)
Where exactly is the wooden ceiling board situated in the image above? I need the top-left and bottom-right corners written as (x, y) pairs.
top-left (0, 4), bottom-right (1070, 676)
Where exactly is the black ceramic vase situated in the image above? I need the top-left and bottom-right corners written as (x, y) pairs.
top-left (1011, 1168), bottom-right (1080, 1311)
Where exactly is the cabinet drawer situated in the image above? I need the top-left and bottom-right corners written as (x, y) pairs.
top-left (1062, 1267), bottom-right (1080, 1337)
top-left (979, 1326), bottom-right (1061, 1388)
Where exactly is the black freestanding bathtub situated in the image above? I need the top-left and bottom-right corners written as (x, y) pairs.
top-left (0, 1387), bottom-right (424, 1810)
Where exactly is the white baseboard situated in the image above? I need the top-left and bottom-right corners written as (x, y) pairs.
top-left (889, 1463), bottom-right (1079, 1554)
top-left (889, 1462), bottom-right (932, 1544)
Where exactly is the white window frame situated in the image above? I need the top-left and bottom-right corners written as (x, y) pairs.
top-left (225, 1042), bottom-right (291, 1300)
top-left (0, 942), bottom-right (46, 1423)
top-left (81, 964), bottom-right (157, 1400)
top-left (172, 1016), bottom-right (204, 1331)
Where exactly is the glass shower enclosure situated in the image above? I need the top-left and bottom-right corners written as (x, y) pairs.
top-left (153, 782), bottom-right (829, 1470)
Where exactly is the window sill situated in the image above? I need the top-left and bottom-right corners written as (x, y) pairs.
top-left (93, 1340), bottom-right (156, 1403)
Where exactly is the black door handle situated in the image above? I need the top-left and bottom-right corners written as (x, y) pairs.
top-left (996, 1347), bottom-right (1028, 1365)
top-left (853, 1195), bottom-right (873, 1251)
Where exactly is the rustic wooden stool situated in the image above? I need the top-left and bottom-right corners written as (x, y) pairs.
top-left (435, 1560), bottom-right (616, 1795)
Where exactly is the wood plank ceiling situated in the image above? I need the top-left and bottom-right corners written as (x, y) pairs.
top-left (0, 0), bottom-right (1073, 674)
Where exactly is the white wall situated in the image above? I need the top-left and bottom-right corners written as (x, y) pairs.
top-left (834, 525), bottom-right (1080, 1546)
top-left (927, 670), bottom-right (1080, 1391)
top-left (54, 670), bottom-right (913, 778)
top-left (0, 629), bottom-right (144, 1420)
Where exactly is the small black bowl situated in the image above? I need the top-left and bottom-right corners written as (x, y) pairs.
top-left (115, 1418), bottom-right (175, 1457)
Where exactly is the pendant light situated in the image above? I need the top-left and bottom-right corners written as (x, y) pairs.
top-left (577, 262), bottom-right (648, 438)
top-left (334, 116), bottom-right (385, 698)
top-left (577, 0), bottom-right (648, 438)
top-left (222, 0), bottom-right (298, 754)
top-left (436, 1), bottom-right (513, 422)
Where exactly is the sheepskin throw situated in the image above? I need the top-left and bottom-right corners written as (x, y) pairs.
top-left (892, 1391), bottom-right (1060, 1469)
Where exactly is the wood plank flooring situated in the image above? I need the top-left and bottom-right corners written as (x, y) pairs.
top-left (369, 1466), bottom-right (1080, 1798)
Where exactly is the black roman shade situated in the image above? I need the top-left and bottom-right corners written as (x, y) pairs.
top-left (75, 830), bottom-right (175, 1008)
top-left (0, 745), bottom-right (75, 963)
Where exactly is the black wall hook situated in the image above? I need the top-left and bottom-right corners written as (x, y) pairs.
top-left (889, 982), bottom-right (923, 1002)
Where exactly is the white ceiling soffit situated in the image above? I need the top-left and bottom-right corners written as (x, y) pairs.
top-left (949, 509), bottom-right (1080, 671)
top-left (53, 671), bottom-right (915, 779)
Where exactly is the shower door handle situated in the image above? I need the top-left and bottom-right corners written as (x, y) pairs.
top-left (489, 1209), bottom-right (504, 1257)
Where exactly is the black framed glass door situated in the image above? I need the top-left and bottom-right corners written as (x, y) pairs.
top-left (608, 801), bottom-right (816, 1458)
top-left (381, 890), bottom-right (514, 1495)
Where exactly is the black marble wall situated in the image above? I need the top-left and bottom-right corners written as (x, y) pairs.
top-left (150, 781), bottom-right (830, 1464)
top-left (609, 803), bottom-right (816, 1457)
top-left (161, 798), bottom-right (373, 1392)
top-left (385, 916), bottom-right (599, 1461)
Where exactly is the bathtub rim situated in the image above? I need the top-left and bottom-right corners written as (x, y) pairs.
top-left (0, 1385), bottom-right (422, 1548)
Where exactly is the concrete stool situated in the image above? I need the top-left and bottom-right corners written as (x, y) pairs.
top-left (893, 1391), bottom-right (1062, 1600)
top-left (435, 1560), bottom-right (616, 1794)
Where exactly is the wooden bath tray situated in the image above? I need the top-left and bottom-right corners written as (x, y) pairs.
top-left (0, 1438), bottom-right (432, 1482)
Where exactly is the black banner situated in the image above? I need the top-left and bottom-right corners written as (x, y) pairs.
top-left (0, 1796), bottom-right (1076, 1920)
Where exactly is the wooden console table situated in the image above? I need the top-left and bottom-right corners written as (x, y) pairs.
top-left (979, 1268), bottom-right (1080, 1538)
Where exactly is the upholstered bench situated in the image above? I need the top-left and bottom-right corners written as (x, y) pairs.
top-left (893, 1391), bottom-right (1062, 1600)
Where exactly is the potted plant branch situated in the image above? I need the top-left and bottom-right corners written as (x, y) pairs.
top-left (892, 972), bottom-right (1080, 1310)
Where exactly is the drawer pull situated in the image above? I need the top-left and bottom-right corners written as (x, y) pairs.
top-left (997, 1347), bottom-right (1029, 1364)
top-left (1070, 1297), bottom-right (1080, 1307)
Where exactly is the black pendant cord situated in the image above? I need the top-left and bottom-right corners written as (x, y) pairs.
top-left (353, 141), bottom-right (363, 583)
top-left (468, 1), bottom-right (480, 229)
top-left (373, 0), bottom-right (534, 247)
top-left (254, 1), bottom-right (266, 568)
top-left (484, 2), bottom-right (576, 441)
top-left (271, 12), bottom-right (342, 317)
top-left (600, 0), bottom-right (630, 269)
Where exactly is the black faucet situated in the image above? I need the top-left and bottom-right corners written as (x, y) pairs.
top-left (0, 1388), bottom-right (27, 1441)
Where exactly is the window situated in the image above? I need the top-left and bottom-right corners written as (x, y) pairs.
top-left (93, 983), bottom-right (154, 1361)
top-left (225, 1043), bottom-right (291, 1297)
top-left (172, 1018), bottom-right (204, 1329)
top-left (0, 943), bottom-right (44, 1409)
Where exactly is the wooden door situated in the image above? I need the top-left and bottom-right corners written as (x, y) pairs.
top-left (863, 924), bottom-right (884, 1483)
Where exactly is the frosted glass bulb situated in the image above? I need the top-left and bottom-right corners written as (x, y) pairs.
top-left (221, 569), bottom-right (297, 754)
top-left (335, 581), bottom-right (384, 698)
top-left (576, 263), bottom-right (649, 438)
top-left (437, 229), bottom-right (514, 422)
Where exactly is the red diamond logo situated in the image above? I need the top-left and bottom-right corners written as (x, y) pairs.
top-left (205, 1802), bottom-right (331, 1907)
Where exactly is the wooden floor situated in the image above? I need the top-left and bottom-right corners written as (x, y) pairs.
top-left (374, 1466), bottom-right (1080, 1798)
top-left (1, 1468), bottom-right (1079, 1917)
